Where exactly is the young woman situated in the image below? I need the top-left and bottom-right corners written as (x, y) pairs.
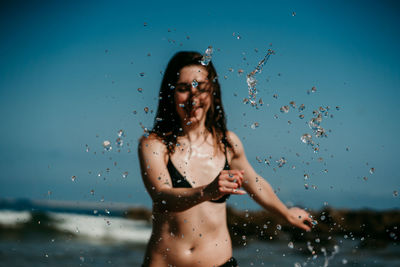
top-left (138, 51), bottom-right (313, 267)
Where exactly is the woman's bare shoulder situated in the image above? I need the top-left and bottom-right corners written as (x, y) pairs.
top-left (226, 131), bottom-right (245, 156)
top-left (138, 133), bottom-right (167, 154)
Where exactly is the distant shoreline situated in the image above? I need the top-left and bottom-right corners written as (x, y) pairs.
top-left (1, 198), bottom-right (398, 249)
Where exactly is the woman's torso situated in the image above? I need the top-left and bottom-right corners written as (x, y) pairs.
top-left (143, 136), bottom-right (233, 267)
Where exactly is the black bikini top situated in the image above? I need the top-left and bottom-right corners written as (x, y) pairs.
top-left (167, 150), bottom-right (231, 203)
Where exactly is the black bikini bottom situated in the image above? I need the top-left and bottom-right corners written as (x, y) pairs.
top-left (219, 257), bottom-right (238, 267)
top-left (141, 256), bottom-right (238, 267)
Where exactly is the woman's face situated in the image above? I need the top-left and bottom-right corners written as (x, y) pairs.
top-left (174, 65), bottom-right (212, 127)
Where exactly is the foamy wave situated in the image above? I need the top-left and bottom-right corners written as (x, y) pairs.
top-left (0, 210), bottom-right (32, 226)
top-left (49, 212), bottom-right (151, 244)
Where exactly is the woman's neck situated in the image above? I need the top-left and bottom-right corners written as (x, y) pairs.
top-left (180, 119), bottom-right (210, 143)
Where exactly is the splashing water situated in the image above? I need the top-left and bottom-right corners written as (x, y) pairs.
top-left (321, 245), bottom-right (340, 267)
top-left (246, 49), bottom-right (275, 107)
top-left (200, 46), bottom-right (213, 66)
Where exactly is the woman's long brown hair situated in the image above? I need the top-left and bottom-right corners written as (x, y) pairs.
top-left (150, 51), bottom-right (232, 154)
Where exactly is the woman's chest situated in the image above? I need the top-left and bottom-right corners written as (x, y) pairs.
top-left (169, 148), bottom-right (227, 187)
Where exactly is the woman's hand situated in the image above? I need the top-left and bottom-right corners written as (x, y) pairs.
top-left (286, 207), bottom-right (314, 231)
top-left (204, 170), bottom-right (246, 200)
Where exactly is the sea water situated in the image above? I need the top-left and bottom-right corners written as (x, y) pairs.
top-left (0, 209), bottom-right (399, 267)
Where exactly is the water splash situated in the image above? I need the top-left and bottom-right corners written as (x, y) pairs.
top-left (321, 245), bottom-right (340, 267)
top-left (200, 46), bottom-right (213, 66)
top-left (246, 49), bottom-right (275, 107)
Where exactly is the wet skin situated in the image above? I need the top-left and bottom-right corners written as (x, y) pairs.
top-left (139, 66), bottom-right (313, 266)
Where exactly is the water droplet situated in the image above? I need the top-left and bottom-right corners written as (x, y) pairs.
top-left (200, 46), bottom-right (213, 66)
top-left (137, 88), bottom-right (143, 93)
top-left (232, 32), bottom-right (242, 39)
top-left (117, 130), bottom-right (124, 137)
top-left (276, 157), bottom-right (286, 167)
top-left (280, 105), bottom-right (290, 113)
top-left (300, 134), bottom-right (313, 145)
top-left (304, 184), bottom-right (309, 190)
top-left (369, 168), bottom-right (375, 174)
top-left (311, 86), bottom-right (317, 93)
top-left (116, 138), bottom-right (123, 147)
top-left (71, 176), bottom-right (76, 182)
top-left (342, 258), bottom-right (348, 264)
top-left (294, 263), bottom-right (301, 267)
top-left (162, 200), bottom-right (166, 204)
top-left (250, 122), bottom-right (259, 129)
top-left (144, 107), bottom-right (149, 113)
top-left (102, 140), bottom-right (112, 151)
top-left (393, 190), bottom-right (398, 197)
top-left (139, 72), bottom-right (145, 77)
top-left (105, 209), bottom-right (110, 214)
top-left (289, 101), bottom-right (296, 108)
top-left (288, 241), bottom-right (294, 249)
top-left (191, 79), bottom-right (198, 88)
top-left (122, 172), bottom-right (128, 178)
top-left (273, 94), bottom-right (278, 99)
top-left (79, 256), bottom-right (85, 263)
top-left (336, 106), bottom-right (340, 111)
top-left (298, 104), bottom-right (305, 112)
top-left (276, 224), bottom-right (282, 230)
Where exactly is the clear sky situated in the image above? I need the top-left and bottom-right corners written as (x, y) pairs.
top-left (0, 0), bottom-right (399, 210)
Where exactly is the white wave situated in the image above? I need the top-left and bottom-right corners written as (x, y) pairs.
top-left (49, 212), bottom-right (151, 244)
top-left (0, 210), bottom-right (31, 226)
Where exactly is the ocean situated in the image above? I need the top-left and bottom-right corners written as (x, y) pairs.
top-left (0, 199), bottom-right (399, 267)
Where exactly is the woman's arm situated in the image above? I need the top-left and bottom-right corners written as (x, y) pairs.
top-left (138, 135), bottom-right (245, 212)
top-left (227, 131), bottom-right (313, 231)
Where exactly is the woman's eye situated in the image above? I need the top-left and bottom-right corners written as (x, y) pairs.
top-left (176, 86), bottom-right (189, 92)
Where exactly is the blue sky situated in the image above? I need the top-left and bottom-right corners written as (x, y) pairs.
top-left (0, 0), bottom-right (399, 210)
